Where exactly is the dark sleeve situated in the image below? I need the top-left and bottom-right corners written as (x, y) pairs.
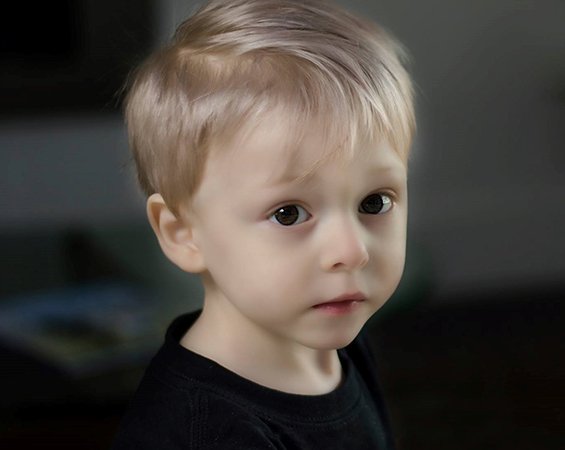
top-left (110, 373), bottom-right (194, 450)
top-left (111, 374), bottom-right (281, 450)
top-left (113, 417), bottom-right (279, 450)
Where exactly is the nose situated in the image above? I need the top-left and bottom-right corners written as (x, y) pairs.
top-left (319, 216), bottom-right (369, 272)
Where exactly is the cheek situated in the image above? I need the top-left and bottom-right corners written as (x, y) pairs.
top-left (370, 215), bottom-right (407, 288)
top-left (203, 228), bottom-right (307, 301)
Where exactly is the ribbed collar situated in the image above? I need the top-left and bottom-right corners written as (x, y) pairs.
top-left (147, 311), bottom-right (363, 423)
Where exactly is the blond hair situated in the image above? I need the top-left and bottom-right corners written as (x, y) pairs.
top-left (125, 0), bottom-right (415, 213)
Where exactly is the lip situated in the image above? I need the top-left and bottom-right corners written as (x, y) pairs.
top-left (312, 292), bottom-right (366, 315)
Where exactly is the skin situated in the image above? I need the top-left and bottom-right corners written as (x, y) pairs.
top-left (148, 115), bottom-right (408, 395)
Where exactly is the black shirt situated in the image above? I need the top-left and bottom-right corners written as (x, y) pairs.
top-left (112, 311), bottom-right (395, 449)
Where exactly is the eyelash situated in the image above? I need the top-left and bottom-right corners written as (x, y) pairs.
top-left (268, 192), bottom-right (394, 227)
top-left (268, 204), bottom-right (311, 227)
top-left (358, 192), bottom-right (394, 215)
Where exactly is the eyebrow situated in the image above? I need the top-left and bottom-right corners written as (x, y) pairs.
top-left (367, 165), bottom-right (406, 181)
top-left (268, 169), bottom-right (315, 186)
top-left (268, 163), bottom-right (406, 187)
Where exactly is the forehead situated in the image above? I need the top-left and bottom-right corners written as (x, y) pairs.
top-left (209, 109), bottom-right (405, 186)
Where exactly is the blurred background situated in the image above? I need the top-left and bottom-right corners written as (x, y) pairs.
top-left (1, 0), bottom-right (563, 449)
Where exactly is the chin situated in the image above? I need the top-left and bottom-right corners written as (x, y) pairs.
top-left (305, 328), bottom-right (362, 351)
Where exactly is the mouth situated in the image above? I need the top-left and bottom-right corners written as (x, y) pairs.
top-left (312, 292), bottom-right (366, 314)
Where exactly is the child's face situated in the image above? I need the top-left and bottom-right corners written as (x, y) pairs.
top-left (187, 116), bottom-right (408, 350)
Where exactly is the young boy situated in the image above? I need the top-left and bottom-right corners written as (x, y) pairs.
top-left (112, 0), bottom-right (414, 448)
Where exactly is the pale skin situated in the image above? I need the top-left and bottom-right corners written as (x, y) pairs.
top-left (147, 114), bottom-right (408, 395)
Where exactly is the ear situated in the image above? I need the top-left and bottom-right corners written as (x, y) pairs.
top-left (146, 193), bottom-right (206, 273)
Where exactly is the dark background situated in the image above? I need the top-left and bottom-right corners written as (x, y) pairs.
top-left (1, 0), bottom-right (564, 448)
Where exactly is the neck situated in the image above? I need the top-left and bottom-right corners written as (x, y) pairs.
top-left (181, 300), bottom-right (343, 395)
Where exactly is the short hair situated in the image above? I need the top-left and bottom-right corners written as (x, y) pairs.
top-left (125, 0), bottom-right (415, 214)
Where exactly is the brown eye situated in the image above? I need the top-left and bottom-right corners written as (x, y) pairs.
top-left (359, 193), bottom-right (393, 215)
top-left (269, 205), bottom-right (310, 226)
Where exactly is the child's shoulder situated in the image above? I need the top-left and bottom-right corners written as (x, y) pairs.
top-left (112, 312), bottom-right (279, 448)
top-left (112, 370), bottom-right (275, 449)
top-left (112, 313), bottom-right (393, 449)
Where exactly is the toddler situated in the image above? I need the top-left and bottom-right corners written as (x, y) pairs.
top-left (113, 0), bottom-right (415, 448)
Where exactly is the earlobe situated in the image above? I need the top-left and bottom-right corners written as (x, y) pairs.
top-left (146, 193), bottom-right (206, 273)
